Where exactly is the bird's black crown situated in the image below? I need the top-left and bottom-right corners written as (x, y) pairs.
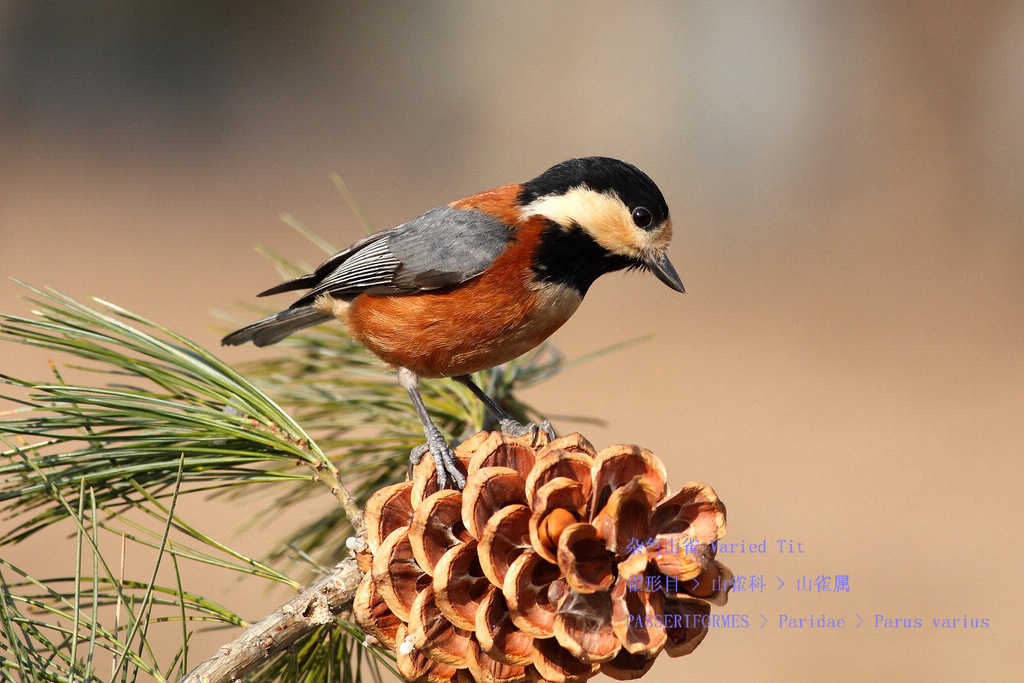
top-left (519, 157), bottom-right (670, 227)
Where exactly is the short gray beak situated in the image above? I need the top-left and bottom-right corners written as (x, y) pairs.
top-left (644, 252), bottom-right (685, 293)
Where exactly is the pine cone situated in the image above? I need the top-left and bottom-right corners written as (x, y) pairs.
top-left (353, 431), bottom-right (730, 683)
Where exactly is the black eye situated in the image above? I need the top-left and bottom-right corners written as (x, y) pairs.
top-left (631, 206), bottom-right (652, 228)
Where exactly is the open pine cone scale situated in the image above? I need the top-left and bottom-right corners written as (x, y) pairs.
top-left (355, 431), bottom-right (730, 683)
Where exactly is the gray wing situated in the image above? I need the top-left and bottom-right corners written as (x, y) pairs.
top-left (286, 205), bottom-right (512, 306)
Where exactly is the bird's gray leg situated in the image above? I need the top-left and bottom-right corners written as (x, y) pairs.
top-left (453, 374), bottom-right (556, 444)
top-left (398, 367), bottom-right (466, 489)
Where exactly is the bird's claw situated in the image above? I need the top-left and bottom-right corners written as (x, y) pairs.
top-left (410, 429), bottom-right (466, 490)
top-left (498, 418), bottom-right (557, 445)
top-left (409, 443), bottom-right (429, 479)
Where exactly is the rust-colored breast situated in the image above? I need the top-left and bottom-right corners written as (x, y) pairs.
top-left (346, 212), bottom-right (582, 378)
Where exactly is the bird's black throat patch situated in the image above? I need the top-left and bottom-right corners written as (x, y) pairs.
top-left (531, 220), bottom-right (636, 296)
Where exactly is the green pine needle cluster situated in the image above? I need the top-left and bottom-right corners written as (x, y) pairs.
top-left (0, 279), bottom-right (564, 682)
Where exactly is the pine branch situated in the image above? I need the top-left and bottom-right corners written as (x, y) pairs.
top-left (179, 555), bottom-right (363, 683)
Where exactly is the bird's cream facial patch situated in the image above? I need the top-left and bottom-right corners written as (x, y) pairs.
top-left (520, 186), bottom-right (672, 259)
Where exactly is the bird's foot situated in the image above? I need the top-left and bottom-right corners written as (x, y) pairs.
top-left (409, 443), bottom-right (429, 479)
top-left (498, 418), bottom-right (557, 446)
top-left (410, 429), bottom-right (466, 490)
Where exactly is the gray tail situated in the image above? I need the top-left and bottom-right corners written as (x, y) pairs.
top-left (221, 306), bottom-right (331, 347)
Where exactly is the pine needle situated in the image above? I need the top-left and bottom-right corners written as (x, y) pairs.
top-left (0, 278), bottom-right (569, 682)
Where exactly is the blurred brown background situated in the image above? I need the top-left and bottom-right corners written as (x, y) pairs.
top-left (1, 2), bottom-right (1021, 681)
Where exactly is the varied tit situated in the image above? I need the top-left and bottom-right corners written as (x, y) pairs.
top-left (222, 156), bottom-right (685, 489)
